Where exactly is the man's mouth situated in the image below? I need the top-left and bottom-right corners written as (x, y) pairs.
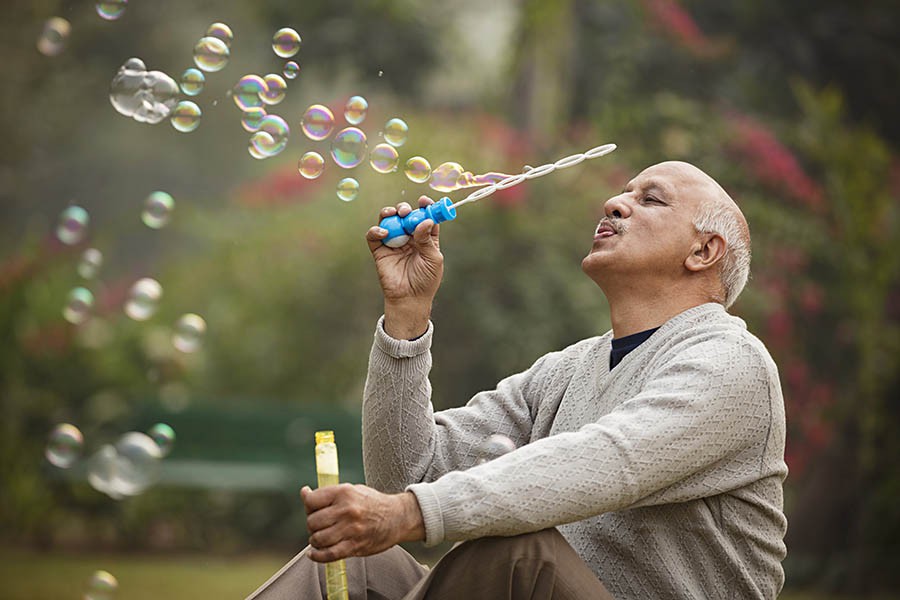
top-left (594, 219), bottom-right (619, 240)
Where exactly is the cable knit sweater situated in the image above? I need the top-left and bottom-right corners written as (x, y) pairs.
top-left (362, 303), bottom-right (788, 599)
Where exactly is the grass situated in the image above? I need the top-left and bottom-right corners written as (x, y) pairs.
top-left (2, 546), bottom-right (897, 599)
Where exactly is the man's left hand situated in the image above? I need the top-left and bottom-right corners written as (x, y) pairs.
top-left (301, 483), bottom-right (426, 563)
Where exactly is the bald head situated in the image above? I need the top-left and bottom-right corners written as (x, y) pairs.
top-left (644, 161), bottom-right (751, 307)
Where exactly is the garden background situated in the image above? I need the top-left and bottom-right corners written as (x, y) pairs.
top-left (1, 0), bottom-right (898, 597)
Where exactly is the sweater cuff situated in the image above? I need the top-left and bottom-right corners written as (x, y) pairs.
top-left (374, 315), bottom-right (433, 358)
top-left (406, 482), bottom-right (445, 547)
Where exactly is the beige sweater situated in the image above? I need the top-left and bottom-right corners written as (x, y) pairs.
top-left (362, 303), bottom-right (788, 599)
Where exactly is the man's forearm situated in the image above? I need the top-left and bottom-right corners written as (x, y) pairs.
top-left (384, 298), bottom-right (432, 339)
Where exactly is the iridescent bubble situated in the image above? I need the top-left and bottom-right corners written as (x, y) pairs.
top-left (404, 156), bottom-right (432, 184)
top-left (330, 127), bottom-right (368, 168)
top-left (272, 27), bottom-right (301, 58)
top-left (241, 106), bottom-right (266, 132)
top-left (170, 101), bottom-right (201, 133)
top-left (261, 74), bottom-right (287, 105)
top-left (301, 104), bottom-right (335, 141)
top-left (476, 434), bottom-right (517, 465)
top-left (344, 96), bottom-right (368, 125)
top-left (173, 313), bottom-right (206, 353)
top-left (78, 248), bottom-right (103, 279)
top-left (57, 205), bottom-right (89, 245)
top-left (429, 162), bottom-right (464, 192)
top-left (283, 61), bottom-right (300, 80)
top-left (87, 432), bottom-right (162, 499)
top-left (232, 75), bottom-right (266, 111)
top-left (298, 152), bottom-right (325, 179)
top-left (147, 423), bottom-right (175, 457)
top-left (85, 570), bottom-right (118, 600)
top-left (142, 191), bottom-right (174, 228)
top-left (383, 118), bottom-right (409, 147)
top-left (206, 22), bottom-right (233, 47)
top-left (336, 178), bottom-right (360, 202)
top-left (64, 287), bottom-right (94, 324)
top-left (193, 36), bottom-right (230, 72)
top-left (253, 115), bottom-right (290, 158)
top-left (96, 0), bottom-right (127, 21)
top-left (109, 58), bottom-right (178, 124)
top-left (45, 423), bottom-right (84, 468)
top-left (37, 17), bottom-right (71, 57)
top-left (369, 143), bottom-right (399, 174)
top-left (180, 68), bottom-right (205, 96)
top-left (248, 134), bottom-right (271, 159)
top-left (125, 278), bottom-right (162, 321)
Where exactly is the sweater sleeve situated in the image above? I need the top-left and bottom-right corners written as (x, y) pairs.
top-left (362, 316), bottom-right (567, 495)
top-left (407, 332), bottom-right (776, 546)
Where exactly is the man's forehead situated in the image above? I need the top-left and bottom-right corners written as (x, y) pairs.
top-left (627, 162), bottom-right (716, 196)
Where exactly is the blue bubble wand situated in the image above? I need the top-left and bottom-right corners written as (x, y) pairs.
top-left (379, 143), bottom-right (617, 247)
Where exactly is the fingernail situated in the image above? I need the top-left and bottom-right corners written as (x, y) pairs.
top-left (377, 228), bottom-right (387, 235)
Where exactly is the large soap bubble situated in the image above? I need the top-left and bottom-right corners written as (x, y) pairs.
top-left (87, 432), bottom-right (163, 499)
top-left (331, 127), bottom-right (368, 168)
top-left (301, 104), bottom-right (335, 141)
top-left (109, 58), bottom-right (179, 124)
top-left (180, 68), bottom-right (205, 96)
top-left (170, 101), bottom-right (202, 133)
top-left (261, 74), bottom-right (287, 105)
top-left (37, 17), bottom-right (71, 57)
top-left (45, 423), bottom-right (84, 468)
top-left (336, 178), bottom-right (360, 202)
top-left (272, 28), bottom-right (301, 58)
top-left (233, 75), bottom-right (267, 111)
top-left (404, 157), bottom-right (432, 184)
top-left (383, 118), bottom-right (409, 147)
top-left (344, 96), bottom-right (368, 125)
top-left (298, 152), bottom-right (325, 179)
top-left (193, 36), bottom-right (230, 72)
top-left (369, 143), bottom-right (399, 173)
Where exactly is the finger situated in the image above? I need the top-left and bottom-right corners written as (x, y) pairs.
top-left (366, 226), bottom-right (389, 253)
top-left (308, 540), bottom-right (356, 563)
top-left (309, 522), bottom-right (346, 549)
top-left (396, 202), bottom-right (413, 217)
top-left (301, 485), bottom-right (340, 513)
top-left (412, 220), bottom-right (437, 252)
top-left (306, 506), bottom-right (340, 535)
top-left (417, 195), bottom-right (434, 208)
top-left (379, 206), bottom-right (397, 218)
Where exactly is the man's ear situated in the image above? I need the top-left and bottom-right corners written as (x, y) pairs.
top-left (685, 233), bottom-right (727, 272)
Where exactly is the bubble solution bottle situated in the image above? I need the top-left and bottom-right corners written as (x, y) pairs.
top-left (314, 430), bottom-right (349, 600)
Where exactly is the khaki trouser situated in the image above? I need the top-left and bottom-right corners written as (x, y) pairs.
top-left (246, 528), bottom-right (614, 599)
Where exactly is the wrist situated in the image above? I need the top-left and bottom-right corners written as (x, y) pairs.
top-left (384, 298), bottom-right (432, 339)
top-left (396, 491), bottom-right (426, 542)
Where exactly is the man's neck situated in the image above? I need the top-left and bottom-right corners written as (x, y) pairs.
top-left (606, 291), bottom-right (714, 338)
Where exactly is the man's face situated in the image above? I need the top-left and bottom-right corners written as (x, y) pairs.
top-left (581, 162), bottom-right (708, 285)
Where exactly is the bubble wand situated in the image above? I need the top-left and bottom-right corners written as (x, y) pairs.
top-left (379, 143), bottom-right (617, 247)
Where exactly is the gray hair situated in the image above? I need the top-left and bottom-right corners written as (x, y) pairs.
top-left (692, 202), bottom-right (751, 308)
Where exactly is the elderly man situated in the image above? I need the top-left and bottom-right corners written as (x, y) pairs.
top-left (248, 161), bottom-right (787, 599)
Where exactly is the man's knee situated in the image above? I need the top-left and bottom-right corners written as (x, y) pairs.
top-left (449, 528), bottom-right (563, 564)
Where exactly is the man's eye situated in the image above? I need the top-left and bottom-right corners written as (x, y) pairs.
top-left (643, 196), bottom-right (663, 204)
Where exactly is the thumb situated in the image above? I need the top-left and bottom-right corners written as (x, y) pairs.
top-left (412, 220), bottom-right (438, 254)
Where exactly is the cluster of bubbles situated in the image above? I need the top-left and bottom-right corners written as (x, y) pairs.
top-left (109, 58), bottom-right (179, 125)
top-left (475, 434), bottom-right (517, 465)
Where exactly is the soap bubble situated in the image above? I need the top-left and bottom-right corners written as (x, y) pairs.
top-left (476, 434), bottom-right (517, 465)
top-left (142, 191), bottom-right (174, 229)
top-left (180, 68), bottom-right (205, 96)
top-left (96, 0), bottom-right (127, 21)
top-left (64, 287), bottom-right (94, 324)
top-left (37, 17), bottom-right (71, 57)
top-left (125, 278), bottom-right (162, 321)
top-left (330, 127), bottom-right (368, 168)
top-left (170, 101), bottom-right (201, 133)
top-left (85, 570), bottom-right (118, 600)
top-left (261, 74), bottom-right (287, 105)
top-left (272, 27), bottom-right (301, 58)
top-left (87, 432), bottom-right (162, 499)
top-left (109, 58), bottom-right (179, 124)
top-left (344, 96), bottom-right (368, 125)
top-left (57, 205), bottom-right (89, 245)
top-left (45, 423), bottom-right (84, 468)
top-left (429, 162), bottom-right (464, 192)
top-left (369, 143), bottom-right (399, 174)
top-left (283, 61), bottom-right (300, 80)
top-left (78, 248), bottom-right (104, 279)
top-left (298, 151), bottom-right (325, 179)
top-left (173, 313), bottom-right (206, 353)
top-left (336, 178), bottom-right (360, 202)
top-left (383, 118), bottom-right (409, 147)
top-left (193, 36), bottom-right (230, 72)
top-left (233, 75), bottom-right (266, 111)
top-left (206, 22), bottom-right (233, 47)
top-left (248, 134), bottom-right (272, 159)
top-left (253, 115), bottom-right (290, 157)
top-left (241, 107), bottom-right (266, 132)
top-left (301, 104), bottom-right (335, 141)
top-left (147, 423), bottom-right (175, 457)
top-left (404, 157), bottom-right (432, 184)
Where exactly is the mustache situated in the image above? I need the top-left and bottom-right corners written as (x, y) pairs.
top-left (599, 217), bottom-right (627, 234)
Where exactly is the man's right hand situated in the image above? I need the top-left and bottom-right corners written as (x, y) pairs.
top-left (365, 195), bottom-right (444, 339)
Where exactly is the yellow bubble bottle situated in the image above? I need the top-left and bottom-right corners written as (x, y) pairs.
top-left (315, 430), bottom-right (349, 600)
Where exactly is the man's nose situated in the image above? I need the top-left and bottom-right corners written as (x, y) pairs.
top-left (604, 194), bottom-right (631, 219)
